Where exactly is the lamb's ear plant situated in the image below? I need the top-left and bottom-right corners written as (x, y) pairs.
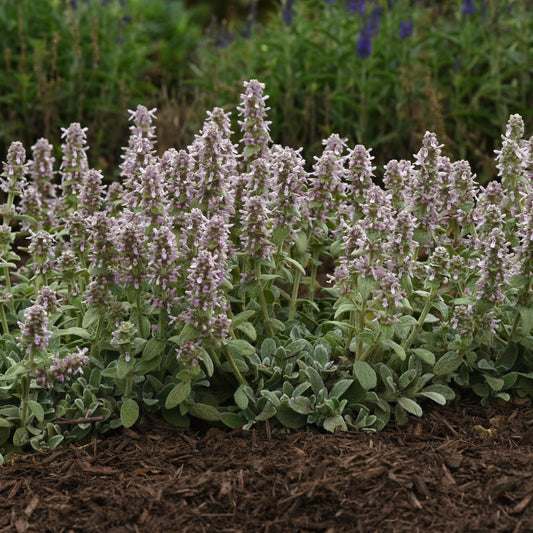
top-left (1, 80), bottom-right (533, 463)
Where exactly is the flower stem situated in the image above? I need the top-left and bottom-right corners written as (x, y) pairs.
top-left (20, 348), bottom-right (36, 427)
top-left (208, 347), bottom-right (222, 368)
top-left (309, 248), bottom-right (320, 304)
top-left (361, 329), bottom-right (382, 363)
top-left (255, 261), bottom-right (274, 337)
top-left (0, 303), bottom-right (9, 335)
top-left (2, 267), bottom-right (14, 313)
top-left (509, 311), bottom-right (521, 339)
top-left (221, 344), bottom-right (247, 386)
top-left (90, 313), bottom-right (105, 359)
top-left (402, 286), bottom-right (439, 353)
top-left (288, 269), bottom-right (301, 321)
top-left (136, 292), bottom-right (146, 339)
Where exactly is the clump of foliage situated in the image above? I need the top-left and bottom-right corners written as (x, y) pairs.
top-left (190, 0), bottom-right (533, 182)
top-left (1, 79), bottom-right (533, 463)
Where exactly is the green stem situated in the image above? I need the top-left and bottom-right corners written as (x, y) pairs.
top-left (255, 261), bottom-right (274, 338)
top-left (136, 291), bottom-right (146, 339)
top-left (0, 303), bottom-right (9, 335)
top-left (20, 348), bottom-right (36, 427)
top-left (158, 306), bottom-right (170, 340)
top-left (345, 309), bottom-right (356, 354)
top-left (509, 311), bottom-right (521, 339)
top-left (90, 313), bottom-right (105, 359)
top-left (124, 371), bottom-right (133, 396)
top-left (494, 333), bottom-right (509, 347)
top-left (403, 286), bottom-right (439, 353)
top-left (221, 344), bottom-right (247, 386)
top-left (309, 248), bottom-right (320, 304)
top-left (2, 268), bottom-right (14, 313)
top-left (208, 347), bottom-right (222, 368)
top-left (288, 269), bottom-right (301, 321)
top-left (361, 329), bottom-right (382, 363)
top-left (20, 376), bottom-right (30, 428)
top-left (241, 255), bottom-right (249, 309)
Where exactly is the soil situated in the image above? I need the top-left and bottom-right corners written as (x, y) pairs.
top-left (1, 397), bottom-right (533, 533)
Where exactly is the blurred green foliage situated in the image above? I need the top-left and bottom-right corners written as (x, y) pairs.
top-left (0, 0), bottom-right (202, 172)
top-left (188, 0), bottom-right (533, 182)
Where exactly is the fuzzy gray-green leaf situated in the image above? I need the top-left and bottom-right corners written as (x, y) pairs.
top-left (165, 381), bottom-right (191, 410)
top-left (120, 399), bottom-right (139, 428)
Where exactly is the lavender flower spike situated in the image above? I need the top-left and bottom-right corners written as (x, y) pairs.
top-left (18, 304), bottom-right (52, 352)
top-left (60, 123), bottom-right (89, 198)
top-left (475, 228), bottom-right (512, 304)
top-left (120, 105), bottom-right (157, 189)
top-left (1, 141), bottom-right (29, 197)
top-left (29, 138), bottom-right (56, 198)
top-left (237, 79), bottom-right (272, 163)
top-left (495, 114), bottom-right (529, 217)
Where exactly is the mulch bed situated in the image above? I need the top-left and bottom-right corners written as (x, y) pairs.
top-left (1, 397), bottom-right (533, 533)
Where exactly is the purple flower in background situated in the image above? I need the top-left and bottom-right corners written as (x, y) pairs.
top-left (324, 0), bottom-right (335, 4)
top-left (360, 184), bottom-right (395, 236)
top-left (346, 0), bottom-right (365, 14)
top-left (147, 223), bottom-right (180, 311)
top-left (346, 144), bottom-right (375, 205)
top-left (462, 0), bottom-right (475, 15)
top-left (131, 162), bottom-right (168, 224)
top-left (18, 184), bottom-right (43, 232)
top-left (244, 0), bottom-right (258, 38)
top-left (399, 19), bottom-right (413, 40)
top-left (176, 247), bottom-right (231, 344)
top-left (383, 159), bottom-right (412, 206)
top-left (270, 145), bottom-right (309, 242)
top-left (369, 5), bottom-right (382, 36)
top-left (281, 0), bottom-right (294, 26)
top-left (357, 26), bottom-right (372, 58)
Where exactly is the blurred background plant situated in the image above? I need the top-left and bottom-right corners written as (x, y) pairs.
top-left (1, 0), bottom-right (531, 182)
top-left (0, 0), bottom-right (203, 174)
top-left (188, 0), bottom-right (533, 182)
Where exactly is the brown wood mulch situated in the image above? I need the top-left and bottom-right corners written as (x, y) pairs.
top-left (1, 398), bottom-right (533, 533)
